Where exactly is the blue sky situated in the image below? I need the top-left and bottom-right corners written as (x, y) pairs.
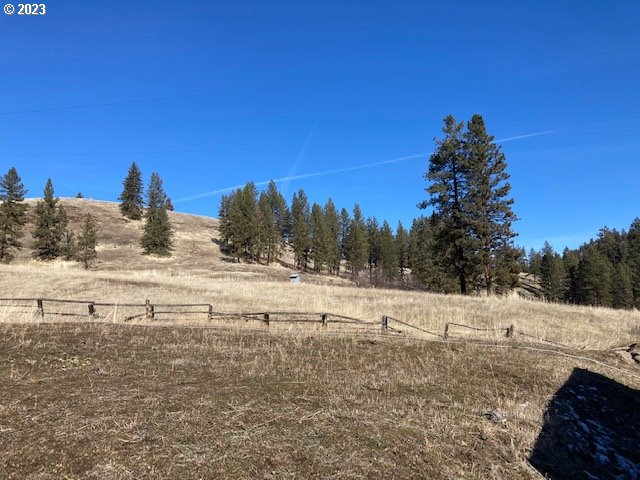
top-left (1, 1), bottom-right (638, 252)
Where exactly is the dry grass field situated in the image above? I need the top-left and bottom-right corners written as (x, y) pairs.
top-left (1, 199), bottom-right (639, 478)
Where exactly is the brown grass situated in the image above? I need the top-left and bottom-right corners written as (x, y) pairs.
top-left (1, 322), bottom-right (637, 479)
top-left (1, 199), bottom-right (639, 478)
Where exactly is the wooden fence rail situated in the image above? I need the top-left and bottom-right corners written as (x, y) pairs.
top-left (0, 298), bottom-right (377, 330)
top-left (0, 297), bottom-right (573, 348)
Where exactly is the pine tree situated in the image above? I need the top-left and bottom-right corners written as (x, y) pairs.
top-left (627, 218), bottom-right (640, 308)
top-left (563, 248), bottom-right (580, 304)
top-left (539, 242), bottom-right (565, 302)
top-left (395, 221), bottom-right (410, 284)
top-left (76, 192), bottom-right (84, 198)
top-left (218, 193), bottom-right (232, 245)
top-left (140, 172), bottom-right (173, 256)
top-left (612, 262), bottom-right (634, 309)
top-left (463, 114), bottom-right (518, 294)
top-left (165, 197), bottom-right (175, 211)
top-left (344, 204), bottom-right (368, 281)
top-left (256, 191), bottom-right (278, 263)
top-left (265, 180), bottom-right (289, 248)
top-left (0, 167), bottom-right (28, 263)
top-left (323, 199), bottom-right (341, 275)
top-left (408, 215), bottom-right (455, 292)
top-left (527, 248), bottom-right (543, 276)
top-left (378, 220), bottom-right (398, 283)
top-left (339, 208), bottom-right (350, 261)
top-left (421, 115), bottom-right (470, 294)
top-left (225, 189), bottom-right (246, 261)
top-left (291, 190), bottom-right (311, 269)
top-left (576, 247), bottom-right (613, 307)
top-left (119, 162), bottom-right (144, 220)
top-left (32, 179), bottom-right (64, 260)
top-left (310, 203), bottom-right (327, 272)
top-left (77, 213), bottom-right (97, 269)
top-left (366, 217), bottom-right (381, 285)
top-left (62, 229), bottom-right (77, 261)
top-left (423, 115), bottom-right (518, 295)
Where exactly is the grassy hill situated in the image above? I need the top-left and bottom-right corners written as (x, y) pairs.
top-left (1, 198), bottom-right (639, 478)
top-left (14, 198), bottom-right (351, 285)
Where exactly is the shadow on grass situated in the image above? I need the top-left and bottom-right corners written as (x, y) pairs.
top-left (529, 368), bottom-right (640, 479)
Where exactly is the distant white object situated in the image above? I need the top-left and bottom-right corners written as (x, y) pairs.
top-left (289, 273), bottom-right (301, 283)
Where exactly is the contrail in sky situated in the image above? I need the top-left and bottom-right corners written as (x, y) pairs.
top-left (281, 124), bottom-right (316, 196)
top-left (173, 127), bottom-right (576, 203)
top-left (495, 129), bottom-right (559, 143)
top-left (174, 153), bottom-right (426, 203)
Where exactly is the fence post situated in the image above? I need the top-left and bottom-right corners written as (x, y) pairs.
top-left (208, 304), bottom-right (213, 320)
top-left (506, 324), bottom-right (514, 338)
top-left (145, 300), bottom-right (155, 320)
top-left (443, 323), bottom-right (450, 340)
top-left (321, 313), bottom-right (328, 328)
top-left (381, 315), bottom-right (388, 334)
top-left (36, 299), bottom-right (44, 318)
top-left (88, 303), bottom-right (96, 318)
top-left (263, 313), bottom-right (270, 326)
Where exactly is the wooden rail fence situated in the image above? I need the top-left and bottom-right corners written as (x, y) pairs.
top-left (0, 297), bottom-right (571, 347)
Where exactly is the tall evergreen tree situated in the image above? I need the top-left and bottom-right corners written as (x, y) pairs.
top-left (323, 198), bottom-right (341, 274)
top-left (576, 247), bottom-right (613, 307)
top-left (344, 204), bottom-right (368, 281)
top-left (627, 218), bottom-right (640, 308)
top-left (291, 190), bottom-right (311, 269)
top-left (421, 115), bottom-right (470, 293)
top-left (395, 221), bottom-right (410, 284)
top-left (225, 189), bottom-right (246, 261)
top-left (119, 162), bottom-right (144, 220)
top-left (265, 180), bottom-right (289, 246)
top-left (310, 203), bottom-right (328, 272)
top-left (563, 248), bottom-right (580, 304)
top-left (218, 193), bottom-right (232, 245)
top-left (409, 215), bottom-right (456, 292)
top-left (378, 220), bottom-right (398, 283)
top-left (366, 217), bottom-right (381, 285)
top-left (77, 213), bottom-right (97, 269)
top-left (527, 248), bottom-right (543, 276)
top-left (463, 114), bottom-right (519, 294)
top-left (256, 191), bottom-right (278, 264)
top-left (612, 262), bottom-right (634, 309)
top-left (539, 242), bottom-right (565, 302)
top-left (339, 208), bottom-right (351, 261)
top-left (0, 167), bottom-right (28, 263)
top-left (32, 179), bottom-right (65, 260)
top-left (140, 172), bottom-right (173, 256)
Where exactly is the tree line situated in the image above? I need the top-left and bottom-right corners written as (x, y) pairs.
top-left (2, 114), bottom-right (636, 309)
top-left (218, 114), bottom-right (522, 293)
top-left (0, 168), bottom-right (97, 268)
top-left (0, 162), bottom-right (175, 266)
top-left (526, 221), bottom-right (640, 309)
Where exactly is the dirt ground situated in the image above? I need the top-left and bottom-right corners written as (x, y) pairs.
top-left (1, 322), bottom-right (639, 479)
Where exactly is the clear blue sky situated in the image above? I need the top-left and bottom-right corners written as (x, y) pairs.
top-left (1, 1), bottom-right (638, 252)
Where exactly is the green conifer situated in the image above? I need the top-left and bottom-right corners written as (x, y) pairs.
top-left (32, 179), bottom-right (64, 260)
top-left (291, 190), bottom-right (311, 269)
top-left (0, 167), bottom-right (28, 263)
top-left (323, 199), bottom-right (341, 275)
top-left (463, 114), bottom-right (518, 294)
top-left (140, 172), bottom-right (173, 256)
top-left (119, 162), bottom-right (144, 220)
top-left (344, 204), bottom-right (368, 281)
top-left (77, 213), bottom-right (98, 269)
top-left (378, 220), bottom-right (398, 283)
